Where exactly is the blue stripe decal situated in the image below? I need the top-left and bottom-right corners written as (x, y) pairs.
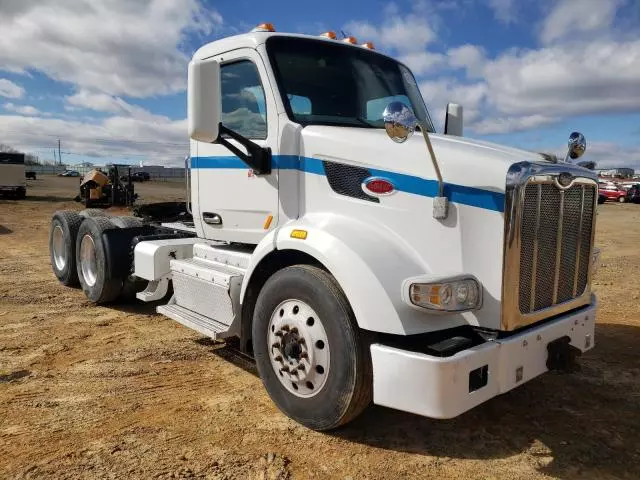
top-left (192, 155), bottom-right (505, 212)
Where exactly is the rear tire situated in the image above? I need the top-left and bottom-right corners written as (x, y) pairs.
top-left (252, 265), bottom-right (372, 431)
top-left (110, 216), bottom-right (143, 228)
top-left (618, 195), bottom-right (626, 203)
top-left (76, 217), bottom-right (122, 304)
top-left (49, 211), bottom-right (83, 286)
top-left (79, 208), bottom-right (109, 218)
top-left (109, 216), bottom-right (147, 300)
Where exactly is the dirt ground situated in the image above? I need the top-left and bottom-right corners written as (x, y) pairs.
top-left (1, 175), bottom-right (639, 479)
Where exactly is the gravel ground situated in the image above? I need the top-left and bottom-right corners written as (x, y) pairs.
top-left (1, 176), bottom-right (639, 479)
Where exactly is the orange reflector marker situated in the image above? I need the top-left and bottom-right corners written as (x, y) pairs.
top-left (252, 22), bottom-right (276, 32)
top-left (320, 31), bottom-right (337, 39)
top-left (263, 214), bottom-right (273, 230)
top-left (342, 36), bottom-right (358, 44)
top-left (362, 42), bottom-right (375, 50)
top-left (290, 229), bottom-right (308, 240)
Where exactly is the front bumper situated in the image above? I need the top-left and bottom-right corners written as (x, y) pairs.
top-left (371, 300), bottom-right (597, 419)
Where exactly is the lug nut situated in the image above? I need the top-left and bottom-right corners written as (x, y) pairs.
top-left (275, 331), bottom-right (283, 337)
top-left (298, 338), bottom-right (306, 345)
top-left (280, 366), bottom-right (290, 373)
top-left (274, 355), bottom-right (283, 363)
top-left (297, 364), bottom-right (305, 371)
top-left (272, 342), bottom-right (281, 349)
top-left (290, 327), bottom-right (298, 334)
top-left (281, 325), bottom-right (290, 332)
top-left (290, 370), bottom-right (299, 376)
top-left (300, 352), bottom-right (308, 359)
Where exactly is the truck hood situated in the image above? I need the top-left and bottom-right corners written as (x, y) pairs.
top-left (299, 126), bottom-right (549, 194)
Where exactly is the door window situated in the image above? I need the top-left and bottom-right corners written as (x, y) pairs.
top-left (221, 61), bottom-right (267, 139)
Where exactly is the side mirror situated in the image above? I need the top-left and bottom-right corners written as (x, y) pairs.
top-left (444, 103), bottom-right (463, 136)
top-left (188, 59), bottom-right (221, 143)
top-left (567, 131), bottom-right (586, 160)
top-left (383, 102), bottom-right (418, 143)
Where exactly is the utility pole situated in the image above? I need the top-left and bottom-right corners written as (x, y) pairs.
top-left (58, 139), bottom-right (62, 165)
top-left (53, 149), bottom-right (57, 164)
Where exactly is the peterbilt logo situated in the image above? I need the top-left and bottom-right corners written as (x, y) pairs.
top-left (557, 172), bottom-right (575, 187)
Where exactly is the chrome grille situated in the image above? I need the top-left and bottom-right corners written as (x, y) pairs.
top-left (518, 182), bottom-right (595, 314)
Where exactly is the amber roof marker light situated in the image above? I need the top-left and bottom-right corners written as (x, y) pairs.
top-left (251, 23), bottom-right (276, 32)
top-left (320, 31), bottom-right (337, 39)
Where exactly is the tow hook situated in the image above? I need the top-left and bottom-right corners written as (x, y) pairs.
top-left (546, 336), bottom-right (582, 373)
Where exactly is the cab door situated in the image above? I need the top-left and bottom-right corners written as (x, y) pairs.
top-left (193, 48), bottom-right (279, 244)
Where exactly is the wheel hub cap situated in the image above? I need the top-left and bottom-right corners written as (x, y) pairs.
top-left (268, 300), bottom-right (330, 398)
top-left (52, 225), bottom-right (66, 271)
top-left (79, 234), bottom-right (98, 287)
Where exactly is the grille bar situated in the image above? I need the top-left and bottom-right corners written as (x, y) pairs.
top-left (552, 190), bottom-right (565, 305)
top-left (573, 186), bottom-right (585, 296)
top-left (529, 184), bottom-right (542, 312)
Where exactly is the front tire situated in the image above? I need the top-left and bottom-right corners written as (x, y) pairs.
top-left (75, 217), bottom-right (122, 304)
top-left (252, 265), bottom-right (372, 431)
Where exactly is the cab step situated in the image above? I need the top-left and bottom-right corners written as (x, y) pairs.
top-left (157, 303), bottom-right (231, 339)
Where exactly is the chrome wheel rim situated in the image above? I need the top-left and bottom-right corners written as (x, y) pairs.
top-left (52, 225), bottom-right (66, 271)
top-left (268, 299), bottom-right (330, 398)
top-left (79, 234), bottom-right (98, 287)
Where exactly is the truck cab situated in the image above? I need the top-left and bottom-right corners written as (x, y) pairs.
top-left (50, 25), bottom-right (599, 431)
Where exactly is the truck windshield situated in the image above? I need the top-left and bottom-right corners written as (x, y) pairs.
top-left (266, 36), bottom-right (435, 132)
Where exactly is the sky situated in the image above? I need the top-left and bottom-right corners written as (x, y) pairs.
top-left (0, 0), bottom-right (638, 169)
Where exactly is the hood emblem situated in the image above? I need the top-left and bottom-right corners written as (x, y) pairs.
top-left (557, 172), bottom-right (575, 188)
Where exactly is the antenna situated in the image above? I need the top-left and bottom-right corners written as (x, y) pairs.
top-left (340, 30), bottom-right (347, 38)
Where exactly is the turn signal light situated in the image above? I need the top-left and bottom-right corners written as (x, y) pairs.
top-left (252, 23), bottom-right (275, 32)
top-left (409, 277), bottom-right (482, 312)
top-left (362, 42), bottom-right (375, 50)
top-left (342, 36), bottom-right (358, 44)
top-left (320, 31), bottom-right (337, 39)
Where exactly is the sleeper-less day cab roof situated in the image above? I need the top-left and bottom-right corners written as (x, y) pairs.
top-left (192, 30), bottom-right (553, 169)
top-left (193, 31), bottom-right (397, 62)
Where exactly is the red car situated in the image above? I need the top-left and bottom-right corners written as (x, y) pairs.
top-left (598, 183), bottom-right (628, 203)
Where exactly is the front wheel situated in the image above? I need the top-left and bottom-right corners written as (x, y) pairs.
top-left (252, 265), bottom-right (372, 431)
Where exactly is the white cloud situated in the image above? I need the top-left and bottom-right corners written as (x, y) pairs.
top-left (420, 79), bottom-right (488, 129)
top-left (487, 0), bottom-right (517, 24)
top-left (399, 51), bottom-right (445, 75)
top-left (0, 114), bottom-right (188, 166)
top-left (345, 13), bottom-right (436, 53)
top-left (0, 79), bottom-right (25, 99)
top-left (0, 1), bottom-right (223, 97)
top-left (66, 90), bottom-right (163, 121)
top-left (470, 114), bottom-right (560, 134)
top-left (540, 0), bottom-right (623, 44)
top-left (483, 38), bottom-right (640, 117)
top-left (447, 44), bottom-right (486, 77)
top-left (3, 103), bottom-right (41, 116)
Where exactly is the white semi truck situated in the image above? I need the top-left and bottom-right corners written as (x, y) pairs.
top-left (0, 152), bottom-right (27, 199)
top-left (49, 24), bottom-right (600, 431)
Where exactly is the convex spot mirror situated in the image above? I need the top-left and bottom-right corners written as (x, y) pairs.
top-left (383, 102), bottom-right (418, 143)
top-left (568, 131), bottom-right (586, 160)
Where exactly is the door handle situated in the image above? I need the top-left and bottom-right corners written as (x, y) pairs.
top-left (202, 212), bottom-right (222, 225)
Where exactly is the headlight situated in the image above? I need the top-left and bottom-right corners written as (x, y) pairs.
top-left (409, 277), bottom-right (482, 312)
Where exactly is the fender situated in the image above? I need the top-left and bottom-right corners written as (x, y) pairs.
top-left (241, 213), bottom-right (469, 335)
